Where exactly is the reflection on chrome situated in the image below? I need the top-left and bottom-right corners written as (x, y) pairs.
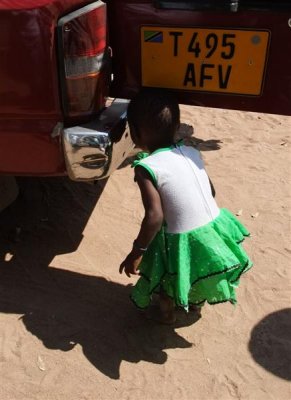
top-left (63, 99), bottom-right (133, 181)
top-left (68, 130), bottom-right (110, 150)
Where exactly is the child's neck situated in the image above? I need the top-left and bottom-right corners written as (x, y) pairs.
top-left (148, 140), bottom-right (175, 153)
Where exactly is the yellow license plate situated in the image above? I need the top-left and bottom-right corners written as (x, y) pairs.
top-left (141, 27), bottom-right (270, 95)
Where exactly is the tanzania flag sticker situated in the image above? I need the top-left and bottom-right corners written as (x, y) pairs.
top-left (144, 30), bottom-right (164, 43)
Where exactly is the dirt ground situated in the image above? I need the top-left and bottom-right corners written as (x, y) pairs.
top-left (0, 105), bottom-right (290, 400)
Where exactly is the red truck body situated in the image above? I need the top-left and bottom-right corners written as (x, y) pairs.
top-left (0, 0), bottom-right (290, 178)
top-left (108, 0), bottom-right (291, 115)
top-left (0, 0), bottom-right (109, 176)
top-left (0, 1), bottom-right (95, 176)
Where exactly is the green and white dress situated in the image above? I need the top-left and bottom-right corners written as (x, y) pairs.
top-left (131, 143), bottom-right (252, 310)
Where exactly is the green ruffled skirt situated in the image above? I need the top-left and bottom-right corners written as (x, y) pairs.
top-left (131, 208), bottom-right (252, 310)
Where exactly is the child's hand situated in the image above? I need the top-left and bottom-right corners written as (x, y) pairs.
top-left (119, 251), bottom-right (143, 277)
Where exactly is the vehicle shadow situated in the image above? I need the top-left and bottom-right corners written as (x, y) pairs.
top-left (248, 308), bottom-right (291, 381)
top-left (0, 177), bottom-right (196, 379)
top-left (0, 176), bottom-right (108, 259)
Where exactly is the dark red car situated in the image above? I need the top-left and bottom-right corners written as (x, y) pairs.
top-left (0, 0), bottom-right (290, 181)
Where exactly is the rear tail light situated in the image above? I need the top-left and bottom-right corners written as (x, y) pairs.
top-left (58, 1), bottom-right (109, 119)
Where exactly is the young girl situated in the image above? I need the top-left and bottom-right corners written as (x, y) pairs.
top-left (119, 89), bottom-right (252, 324)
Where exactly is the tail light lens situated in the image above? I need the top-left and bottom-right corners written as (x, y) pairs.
top-left (58, 1), bottom-right (110, 119)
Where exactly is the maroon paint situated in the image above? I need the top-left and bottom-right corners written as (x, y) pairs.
top-left (108, 0), bottom-right (291, 116)
top-left (0, 0), bottom-right (96, 176)
top-left (0, 0), bottom-right (290, 177)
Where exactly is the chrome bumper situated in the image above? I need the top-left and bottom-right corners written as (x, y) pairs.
top-left (62, 99), bottom-right (134, 181)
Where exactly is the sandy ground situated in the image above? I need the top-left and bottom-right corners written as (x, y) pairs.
top-left (0, 106), bottom-right (290, 400)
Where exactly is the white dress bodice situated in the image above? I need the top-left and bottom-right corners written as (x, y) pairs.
top-left (138, 144), bottom-right (220, 234)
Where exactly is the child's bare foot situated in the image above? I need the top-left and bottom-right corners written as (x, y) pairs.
top-left (159, 311), bottom-right (176, 325)
top-left (189, 304), bottom-right (202, 318)
top-left (158, 292), bottom-right (176, 324)
top-left (145, 305), bottom-right (176, 325)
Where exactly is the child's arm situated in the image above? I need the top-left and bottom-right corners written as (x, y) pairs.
top-left (119, 166), bottom-right (164, 277)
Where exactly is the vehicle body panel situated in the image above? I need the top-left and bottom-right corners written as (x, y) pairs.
top-left (0, 0), bottom-right (290, 178)
top-left (108, 0), bottom-right (291, 115)
top-left (0, 0), bottom-right (97, 119)
top-left (0, 0), bottom-right (95, 12)
top-left (0, 0), bottom-right (101, 176)
top-left (0, 120), bottom-right (65, 175)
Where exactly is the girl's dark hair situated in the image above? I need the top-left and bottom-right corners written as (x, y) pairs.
top-left (127, 88), bottom-right (180, 142)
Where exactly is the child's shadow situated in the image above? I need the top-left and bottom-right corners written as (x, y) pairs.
top-left (0, 265), bottom-right (196, 379)
top-left (0, 177), bottom-right (196, 379)
top-left (118, 123), bottom-right (222, 169)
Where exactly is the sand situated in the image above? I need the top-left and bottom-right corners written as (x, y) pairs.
top-left (0, 106), bottom-right (290, 400)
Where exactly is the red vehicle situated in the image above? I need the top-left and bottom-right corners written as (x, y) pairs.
top-left (0, 0), bottom-right (290, 181)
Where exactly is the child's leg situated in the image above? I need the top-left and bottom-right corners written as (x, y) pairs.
top-left (159, 292), bottom-right (176, 324)
top-left (189, 302), bottom-right (204, 317)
